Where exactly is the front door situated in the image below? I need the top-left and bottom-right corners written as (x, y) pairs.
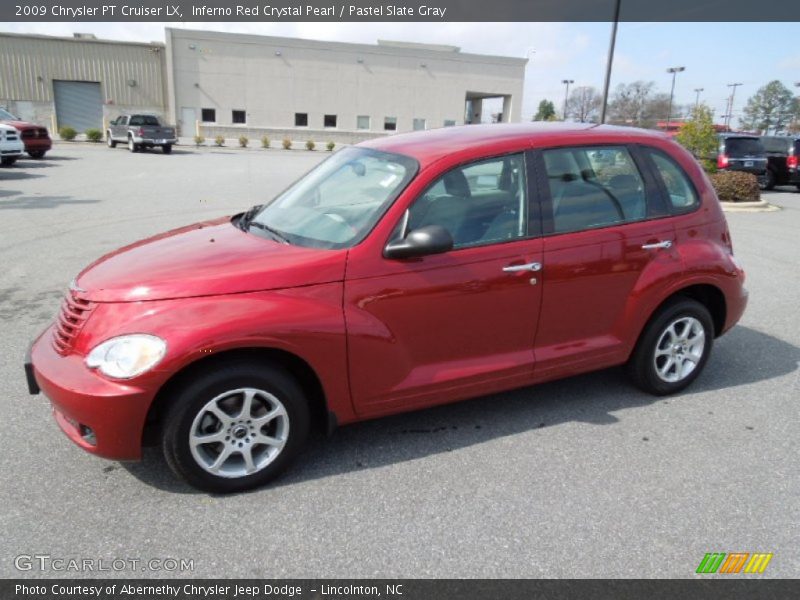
top-left (344, 152), bottom-right (543, 416)
top-left (180, 107), bottom-right (196, 137)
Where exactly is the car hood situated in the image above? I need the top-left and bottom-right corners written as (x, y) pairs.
top-left (1, 120), bottom-right (39, 131)
top-left (75, 217), bottom-right (347, 302)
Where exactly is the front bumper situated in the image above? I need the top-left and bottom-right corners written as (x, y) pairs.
top-left (21, 138), bottom-right (52, 153)
top-left (26, 326), bottom-right (153, 460)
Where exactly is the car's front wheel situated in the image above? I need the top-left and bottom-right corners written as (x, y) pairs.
top-left (627, 298), bottom-right (714, 395)
top-left (161, 362), bottom-right (309, 493)
top-left (1, 157), bottom-right (17, 166)
top-left (107, 134), bottom-right (117, 148)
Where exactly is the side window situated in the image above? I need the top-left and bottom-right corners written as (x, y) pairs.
top-left (543, 146), bottom-right (647, 234)
top-left (404, 153), bottom-right (528, 249)
top-left (648, 150), bottom-right (699, 212)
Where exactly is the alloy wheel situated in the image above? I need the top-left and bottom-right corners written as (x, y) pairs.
top-left (653, 316), bottom-right (706, 383)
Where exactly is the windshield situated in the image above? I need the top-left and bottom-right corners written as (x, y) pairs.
top-left (129, 115), bottom-right (161, 126)
top-left (724, 138), bottom-right (764, 157)
top-left (249, 147), bottom-right (418, 249)
top-left (0, 108), bottom-right (17, 120)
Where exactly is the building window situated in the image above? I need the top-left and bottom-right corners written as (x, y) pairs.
top-left (357, 115), bottom-right (370, 130)
top-left (384, 117), bottom-right (397, 131)
top-left (324, 114), bottom-right (337, 128)
top-left (413, 118), bottom-right (426, 131)
top-left (201, 108), bottom-right (216, 122)
top-left (232, 110), bottom-right (246, 124)
top-left (444, 119), bottom-right (456, 127)
top-left (295, 113), bottom-right (308, 127)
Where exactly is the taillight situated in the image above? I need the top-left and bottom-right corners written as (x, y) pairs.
top-left (137, 127), bottom-right (144, 136)
top-left (717, 153), bottom-right (729, 169)
top-left (788, 155), bottom-right (798, 170)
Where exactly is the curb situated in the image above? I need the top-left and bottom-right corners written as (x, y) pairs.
top-left (720, 199), bottom-right (780, 213)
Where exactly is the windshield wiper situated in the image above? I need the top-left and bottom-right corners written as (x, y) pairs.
top-left (248, 220), bottom-right (290, 244)
top-left (237, 204), bottom-right (263, 231)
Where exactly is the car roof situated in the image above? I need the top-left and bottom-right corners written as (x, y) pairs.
top-left (359, 122), bottom-right (671, 167)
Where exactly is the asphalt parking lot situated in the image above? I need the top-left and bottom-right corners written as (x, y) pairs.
top-left (1, 142), bottom-right (798, 579)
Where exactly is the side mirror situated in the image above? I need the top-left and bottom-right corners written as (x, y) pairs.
top-left (384, 225), bottom-right (454, 259)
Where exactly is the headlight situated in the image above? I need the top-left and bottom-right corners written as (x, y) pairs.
top-left (85, 334), bottom-right (166, 379)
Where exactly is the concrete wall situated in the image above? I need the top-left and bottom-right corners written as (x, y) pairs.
top-left (0, 32), bottom-right (167, 131)
top-left (167, 28), bottom-right (526, 139)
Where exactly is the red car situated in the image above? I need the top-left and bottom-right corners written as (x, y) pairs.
top-left (26, 124), bottom-right (747, 492)
top-left (0, 107), bottom-right (52, 158)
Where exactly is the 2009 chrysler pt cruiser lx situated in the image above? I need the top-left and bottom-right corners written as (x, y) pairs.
top-left (25, 124), bottom-right (747, 492)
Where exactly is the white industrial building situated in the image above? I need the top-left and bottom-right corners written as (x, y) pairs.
top-left (1, 28), bottom-right (527, 142)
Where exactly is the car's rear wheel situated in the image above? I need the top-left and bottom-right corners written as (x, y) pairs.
top-left (28, 150), bottom-right (46, 159)
top-left (127, 137), bottom-right (138, 153)
top-left (762, 169), bottom-right (775, 191)
top-left (161, 362), bottom-right (309, 493)
top-left (162, 144), bottom-right (172, 154)
top-left (107, 134), bottom-right (117, 148)
top-left (627, 298), bottom-right (714, 395)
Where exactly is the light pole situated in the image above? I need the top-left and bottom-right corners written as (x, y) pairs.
top-left (665, 66), bottom-right (685, 132)
top-left (694, 88), bottom-right (704, 111)
top-left (562, 79), bottom-right (574, 120)
top-left (725, 83), bottom-right (742, 131)
top-left (600, 0), bottom-right (622, 124)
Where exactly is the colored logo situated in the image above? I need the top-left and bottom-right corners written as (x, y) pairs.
top-left (696, 552), bottom-right (773, 574)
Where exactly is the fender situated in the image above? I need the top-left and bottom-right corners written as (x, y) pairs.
top-left (77, 283), bottom-right (355, 438)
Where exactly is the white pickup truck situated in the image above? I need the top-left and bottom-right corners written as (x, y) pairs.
top-left (0, 123), bottom-right (24, 166)
top-left (107, 113), bottom-right (178, 154)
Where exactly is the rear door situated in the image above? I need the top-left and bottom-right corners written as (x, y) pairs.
top-left (532, 144), bottom-right (680, 380)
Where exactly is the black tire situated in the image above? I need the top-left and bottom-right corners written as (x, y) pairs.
top-left (161, 362), bottom-right (309, 493)
top-left (763, 169), bottom-right (776, 191)
top-left (107, 133), bottom-right (117, 149)
top-left (127, 137), bottom-right (138, 153)
top-left (1, 157), bottom-right (17, 166)
top-left (162, 144), bottom-right (172, 154)
top-left (27, 150), bottom-right (46, 159)
top-left (627, 298), bottom-right (714, 396)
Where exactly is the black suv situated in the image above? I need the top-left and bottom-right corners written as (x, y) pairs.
top-left (760, 135), bottom-right (800, 191)
top-left (716, 134), bottom-right (768, 189)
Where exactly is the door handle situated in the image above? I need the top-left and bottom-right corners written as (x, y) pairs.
top-left (502, 262), bottom-right (542, 273)
top-left (641, 240), bottom-right (672, 250)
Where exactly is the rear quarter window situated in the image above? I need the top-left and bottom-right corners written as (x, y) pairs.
top-left (647, 150), bottom-right (700, 213)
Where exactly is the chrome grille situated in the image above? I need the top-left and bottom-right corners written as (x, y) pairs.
top-left (52, 293), bottom-right (95, 355)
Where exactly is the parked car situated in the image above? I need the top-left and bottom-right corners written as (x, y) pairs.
top-left (716, 134), bottom-right (768, 188)
top-left (0, 123), bottom-right (24, 166)
top-left (0, 107), bottom-right (52, 158)
top-left (760, 135), bottom-right (800, 191)
top-left (107, 113), bottom-right (178, 153)
top-left (26, 124), bottom-right (748, 492)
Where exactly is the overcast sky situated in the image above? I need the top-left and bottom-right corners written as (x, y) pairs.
top-left (2, 21), bottom-right (798, 123)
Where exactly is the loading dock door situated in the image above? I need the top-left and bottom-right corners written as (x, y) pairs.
top-left (53, 81), bottom-right (103, 132)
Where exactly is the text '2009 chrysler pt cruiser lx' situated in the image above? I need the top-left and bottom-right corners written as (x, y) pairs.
top-left (26, 124), bottom-right (747, 492)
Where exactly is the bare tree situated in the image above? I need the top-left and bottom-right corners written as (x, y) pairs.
top-left (607, 81), bottom-right (655, 127)
top-left (568, 86), bottom-right (601, 123)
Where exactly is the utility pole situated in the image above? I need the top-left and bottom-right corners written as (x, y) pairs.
top-left (562, 79), bottom-right (574, 120)
top-left (665, 66), bottom-right (685, 133)
top-left (600, 0), bottom-right (622, 124)
top-left (725, 83), bottom-right (743, 131)
top-left (694, 88), bottom-right (704, 111)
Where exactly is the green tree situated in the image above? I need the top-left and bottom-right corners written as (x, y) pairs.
top-left (533, 99), bottom-right (556, 121)
top-left (676, 105), bottom-right (718, 172)
top-left (740, 81), bottom-right (797, 134)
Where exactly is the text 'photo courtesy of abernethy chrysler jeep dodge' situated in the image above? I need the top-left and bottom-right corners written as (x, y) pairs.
top-left (25, 123), bottom-right (747, 493)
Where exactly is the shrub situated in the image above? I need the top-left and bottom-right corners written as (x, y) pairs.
top-left (238, 135), bottom-right (249, 148)
top-left (282, 137), bottom-right (292, 150)
top-left (194, 135), bottom-right (205, 147)
top-left (261, 135), bottom-right (270, 149)
top-left (85, 128), bottom-right (103, 143)
top-left (59, 126), bottom-right (77, 141)
top-left (305, 139), bottom-right (316, 151)
top-left (326, 141), bottom-right (335, 152)
top-left (676, 105), bottom-right (718, 173)
top-left (214, 135), bottom-right (225, 147)
top-left (709, 171), bottom-right (760, 203)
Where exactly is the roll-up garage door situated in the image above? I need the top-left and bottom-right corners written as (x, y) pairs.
top-left (53, 80), bottom-right (103, 132)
